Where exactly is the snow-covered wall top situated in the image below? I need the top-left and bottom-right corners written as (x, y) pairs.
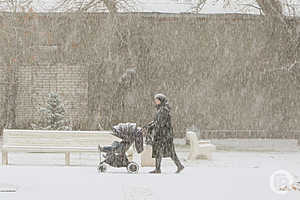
top-left (135, 0), bottom-right (262, 14)
top-left (1, 0), bottom-right (300, 16)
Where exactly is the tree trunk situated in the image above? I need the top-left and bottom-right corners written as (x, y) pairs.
top-left (5, 65), bottom-right (17, 129)
top-left (256, 0), bottom-right (300, 69)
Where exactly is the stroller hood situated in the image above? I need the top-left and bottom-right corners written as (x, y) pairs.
top-left (112, 123), bottom-right (144, 153)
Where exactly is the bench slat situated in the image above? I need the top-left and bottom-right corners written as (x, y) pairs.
top-left (3, 129), bottom-right (119, 148)
top-left (2, 146), bottom-right (99, 152)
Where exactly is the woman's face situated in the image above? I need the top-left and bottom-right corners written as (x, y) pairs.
top-left (154, 98), bottom-right (161, 105)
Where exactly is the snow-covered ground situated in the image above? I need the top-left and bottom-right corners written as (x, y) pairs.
top-left (0, 148), bottom-right (300, 200)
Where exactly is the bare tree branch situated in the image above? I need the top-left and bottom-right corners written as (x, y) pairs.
top-left (53, 0), bottom-right (135, 13)
top-left (256, 0), bottom-right (286, 24)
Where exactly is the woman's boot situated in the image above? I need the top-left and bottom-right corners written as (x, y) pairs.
top-left (171, 153), bottom-right (184, 173)
top-left (149, 156), bottom-right (162, 174)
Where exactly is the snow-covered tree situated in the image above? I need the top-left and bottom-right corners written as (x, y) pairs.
top-left (32, 93), bottom-right (72, 130)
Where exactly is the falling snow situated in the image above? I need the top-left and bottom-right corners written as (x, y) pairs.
top-left (0, 0), bottom-right (300, 200)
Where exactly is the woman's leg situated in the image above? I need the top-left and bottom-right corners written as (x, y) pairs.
top-left (155, 151), bottom-right (162, 171)
top-left (171, 152), bottom-right (183, 168)
top-left (170, 146), bottom-right (184, 173)
top-left (150, 146), bottom-right (162, 173)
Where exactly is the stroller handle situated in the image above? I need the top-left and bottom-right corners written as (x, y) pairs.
top-left (143, 121), bottom-right (155, 129)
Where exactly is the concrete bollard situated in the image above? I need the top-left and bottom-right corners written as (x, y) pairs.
top-left (126, 146), bottom-right (134, 162)
top-left (141, 145), bottom-right (155, 167)
top-left (186, 131), bottom-right (216, 160)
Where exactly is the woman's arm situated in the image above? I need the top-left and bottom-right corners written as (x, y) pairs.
top-left (144, 121), bottom-right (155, 130)
top-left (145, 108), bottom-right (169, 129)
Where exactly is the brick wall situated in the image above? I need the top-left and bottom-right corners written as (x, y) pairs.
top-left (0, 13), bottom-right (299, 134)
top-left (15, 65), bottom-right (88, 128)
top-left (0, 66), bottom-right (7, 130)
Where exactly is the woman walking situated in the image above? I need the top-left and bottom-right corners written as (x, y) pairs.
top-left (147, 93), bottom-right (184, 174)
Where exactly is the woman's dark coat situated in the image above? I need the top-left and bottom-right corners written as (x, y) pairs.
top-left (149, 94), bottom-right (175, 158)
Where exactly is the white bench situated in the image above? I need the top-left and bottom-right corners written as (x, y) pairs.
top-left (186, 131), bottom-right (216, 160)
top-left (1, 129), bottom-right (121, 166)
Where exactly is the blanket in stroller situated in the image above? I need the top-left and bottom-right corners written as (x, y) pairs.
top-left (111, 122), bottom-right (144, 153)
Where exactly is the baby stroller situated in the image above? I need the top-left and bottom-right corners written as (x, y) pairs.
top-left (97, 123), bottom-right (144, 173)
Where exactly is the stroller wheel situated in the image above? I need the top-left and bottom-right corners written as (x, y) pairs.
top-left (97, 164), bottom-right (107, 173)
top-left (127, 162), bottom-right (139, 173)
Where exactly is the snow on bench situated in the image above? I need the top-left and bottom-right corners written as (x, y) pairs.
top-left (1, 129), bottom-right (120, 166)
top-left (186, 131), bottom-right (216, 160)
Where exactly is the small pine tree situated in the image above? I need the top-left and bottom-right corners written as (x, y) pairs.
top-left (32, 93), bottom-right (72, 130)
